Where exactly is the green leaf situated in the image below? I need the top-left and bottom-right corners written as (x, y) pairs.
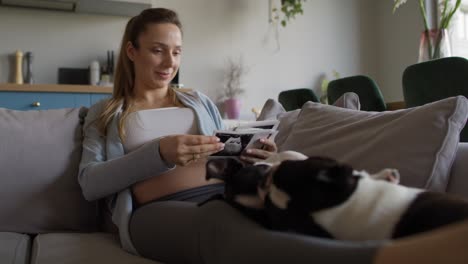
top-left (279, 0), bottom-right (306, 27)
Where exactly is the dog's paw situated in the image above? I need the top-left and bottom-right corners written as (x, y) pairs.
top-left (372, 169), bottom-right (400, 184)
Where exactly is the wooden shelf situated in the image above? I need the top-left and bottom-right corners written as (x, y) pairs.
top-left (0, 83), bottom-right (113, 94)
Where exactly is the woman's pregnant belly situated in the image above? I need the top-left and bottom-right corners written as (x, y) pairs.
top-left (132, 158), bottom-right (222, 205)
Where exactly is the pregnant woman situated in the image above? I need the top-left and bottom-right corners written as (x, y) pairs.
top-left (78, 7), bottom-right (277, 262)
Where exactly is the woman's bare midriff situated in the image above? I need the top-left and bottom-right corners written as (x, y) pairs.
top-left (131, 158), bottom-right (222, 205)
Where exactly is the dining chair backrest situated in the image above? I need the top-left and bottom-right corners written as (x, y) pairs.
top-left (278, 88), bottom-right (319, 111)
top-left (327, 75), bottom-right (387, 112)
top-left (403, 57), bottom-right (468, 107)
top-left (402, 56), bottom-right (468, 142)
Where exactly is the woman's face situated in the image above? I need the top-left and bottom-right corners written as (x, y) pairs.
top-left (128, 23), bottom-right (182, 90)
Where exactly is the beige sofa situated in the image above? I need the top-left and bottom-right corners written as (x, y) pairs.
top-left (1, 95), bottom-right (467, 264)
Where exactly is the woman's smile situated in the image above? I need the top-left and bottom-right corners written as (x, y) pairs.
top-left (155, 71), bottom-right (172, 80)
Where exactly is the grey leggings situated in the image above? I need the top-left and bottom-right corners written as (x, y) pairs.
top-left (144, 183), bottom-right (224, 204)
top-left (130, 197), bottom-right (383, 264)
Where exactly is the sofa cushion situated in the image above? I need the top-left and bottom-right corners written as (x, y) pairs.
top-left (446, 143), bottom-right (468, 199)
top-left (257, 98), bottom-right (286, 121)
top-left (332, 91), bottom-right (361, 110)
top-left (257, 92), bottom-right (361, 123)
top-left (275, 109), bottom-right (301, 148)
top-left (279, 96), bottom-right (468, 191)
top-left (31, 233), bottom-right (160, 264)
top-left (271, 92), bottom-right (361, 148)
top-left (0, 108), bottom-right (97, 233)
top-left (0, 232), bottom-right (30, 264)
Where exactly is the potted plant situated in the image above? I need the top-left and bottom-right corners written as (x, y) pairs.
top-left (220, 56), bottom-right (249, 119)
top-left (272, 0), bottom-right (307, 27)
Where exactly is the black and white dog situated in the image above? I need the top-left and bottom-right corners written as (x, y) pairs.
top-left (206, 151), bottom-right (468, 240)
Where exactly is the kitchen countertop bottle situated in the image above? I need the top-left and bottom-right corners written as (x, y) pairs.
top-left (15, 50), bottom-right (23, 84)
top-left (89, 60), bottom-right (100, 86)
top-left (24, 51), bottom-right (33, 84)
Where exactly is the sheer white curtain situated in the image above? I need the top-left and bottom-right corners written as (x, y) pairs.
top-left (445, 0), bottom-right (468, 58)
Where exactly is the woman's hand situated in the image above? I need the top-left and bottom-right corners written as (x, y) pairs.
top-left (240, 137), bottom-right (277, 164)
top-left (159, 135), bottom-right (225, 166)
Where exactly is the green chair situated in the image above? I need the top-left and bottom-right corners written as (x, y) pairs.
top-left (402, 56), bottom-right (468, 142)
top-left (278, 88), bottom-right (319, 111)
top-left (327, 75), bottom-right (387, 111)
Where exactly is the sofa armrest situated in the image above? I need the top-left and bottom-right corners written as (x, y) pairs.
top-left (446, 143), bottom-right (468, 199)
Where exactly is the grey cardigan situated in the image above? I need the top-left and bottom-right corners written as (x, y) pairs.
top-left (78, 90), bottom-right (225, 254)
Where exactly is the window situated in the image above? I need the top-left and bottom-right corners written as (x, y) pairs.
top-left (451, 1), bottom-right (468, 58)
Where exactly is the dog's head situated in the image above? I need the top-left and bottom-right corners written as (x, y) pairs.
top-left (206, 158), bottom-right (271, 208)
top-left (269, 156), bottom-right (359, 214)
top-left (205, 151), bottom-right (308, 208)
top-left (205, 151), bottom-right (359, 213)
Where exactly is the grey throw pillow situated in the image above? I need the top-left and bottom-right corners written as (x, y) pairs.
top-left (256, 99), bottom-right (286, 121)
top-left (275, 109), bottom-right (301, 148)
top-left (0, 107), bottom-right (98, 233)
top-left (257, 92), bottom-right (360, 122)
top-left (272, 92), bottom-right (361, 148)
top-left (279, 96), bottom-right (468, 191)
top-left (332, 92), bottom-right (361, 110)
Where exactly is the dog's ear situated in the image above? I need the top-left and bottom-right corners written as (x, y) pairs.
top-left (334, 164), bottom-right (358, 186)
top-left (316, 170), bottom-right (334, 183)
top-left (255, 164), bottom-right (271, 177)
top-left (256, 164), bottom-right (273, 187)
top-left (317, 165), bottom-right (355, 185)
top-left (206, 158), bottom-right (244, 181)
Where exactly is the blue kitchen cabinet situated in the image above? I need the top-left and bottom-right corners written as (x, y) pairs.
top-left (91, 93), bottom-right (112, 105)
top-left (0, 91), bottom-right (111, 110)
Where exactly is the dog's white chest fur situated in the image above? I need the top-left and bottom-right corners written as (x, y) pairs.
top-left (312, 175), bottom-right (422, 240)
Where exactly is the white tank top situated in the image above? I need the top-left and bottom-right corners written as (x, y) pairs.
top-left (123, 107), bottom-right (198, 153)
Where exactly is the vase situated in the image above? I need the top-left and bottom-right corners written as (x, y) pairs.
top-left (224, 98), bottom-right (242, 119)
top-left (418, 29), bottom-right (452, 63)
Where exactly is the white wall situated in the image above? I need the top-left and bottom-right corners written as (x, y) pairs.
top-left (0, 0), bottom-right (395, 118)
top-left (375, 0), bottom-right (423, 102)
top-left (155, 0), bottom-right (378, 118)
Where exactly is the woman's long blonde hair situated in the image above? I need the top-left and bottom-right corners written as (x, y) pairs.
top-left (96, 8), bottom-right (183, 140)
